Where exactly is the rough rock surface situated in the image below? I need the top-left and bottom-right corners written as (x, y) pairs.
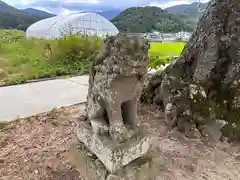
top-left (142, 0), bottom-right (240, 141)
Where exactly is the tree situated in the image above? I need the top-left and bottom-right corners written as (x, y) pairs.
top-left (142, 0), bottom-right (240, 141)
top-left (111, 6), bottom-right (195, 33)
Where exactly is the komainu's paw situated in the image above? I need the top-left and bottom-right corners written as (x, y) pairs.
top-left (109, 122), bottom-right (133, 143)
top-left (90, 118), bottom-right (109, 135)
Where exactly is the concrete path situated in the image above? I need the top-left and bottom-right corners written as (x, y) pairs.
top-left (0, 75), bottom-right (89, 122)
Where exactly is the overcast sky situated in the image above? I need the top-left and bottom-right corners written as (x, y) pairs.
top-left (3, 0), bottom-right (210, 14)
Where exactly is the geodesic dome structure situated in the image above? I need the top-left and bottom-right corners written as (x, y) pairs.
top-left (26, 12), bottom-right (119, 39)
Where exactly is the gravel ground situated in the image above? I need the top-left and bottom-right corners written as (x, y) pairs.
top-left (1, 103), bottom-right (240, 180)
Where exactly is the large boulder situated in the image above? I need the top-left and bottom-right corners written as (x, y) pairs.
top-left (142, 0), bottom-right (240, 141)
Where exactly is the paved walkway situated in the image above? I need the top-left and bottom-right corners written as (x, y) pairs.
top-left (0, 76), bottom-right (89, 122)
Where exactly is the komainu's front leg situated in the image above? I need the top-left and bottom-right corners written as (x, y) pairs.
top-left (122, 88), bottom-right (142, 129)
top-left (106, 101), bottom-right (133, 143)
top-left (121, 98), bottom-right (140, 128)
top-left (88, 99), bottom-right (109, 135)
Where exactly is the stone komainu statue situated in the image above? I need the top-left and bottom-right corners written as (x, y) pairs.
top-left (84, 34), bottom-right (150, 143)
top-left (72, 34), bottom-right (154, 178)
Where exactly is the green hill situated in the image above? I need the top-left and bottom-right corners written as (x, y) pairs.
top-left (165, 2), bottom-right (207, 15)
top-left (111, 6), bottom-right (196, 33)
top-left (24, 8), bottom-right (55, 17)
top-left (0, 1), bottom-right (51, 31)
top-left (165, 2), bottom-right (207, 29)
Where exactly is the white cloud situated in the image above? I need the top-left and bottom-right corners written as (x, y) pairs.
top-left (62, 0), bottom-right (101, 3)
top-left (3, 0), bottom-right (36, 5)
top-left (58, 8), bottom-right (84, 15)
top-left (32, 6), bottom-right (55, 13)
top-left (2, 0), bottom-right (211, 13)
top-left (150, 1), bottom-right (190, 9)
top-left (3, 0), bottom-right (210, 7)
top-left (150, 0), bottom-right (210, 9)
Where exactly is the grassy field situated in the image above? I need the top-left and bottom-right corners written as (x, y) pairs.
top-left (148, 42), bottom-right (185, 69)
top-left (0, 29), bottom-right (185, 85)
top-left (149, 42), bottom-right (185, 57)
top-left (0, 30), bottom-right (101, 85)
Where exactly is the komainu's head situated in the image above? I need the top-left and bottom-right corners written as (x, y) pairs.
top-left (94, 33), bottom-right (150, 78)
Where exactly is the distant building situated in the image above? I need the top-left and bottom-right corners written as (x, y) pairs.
top-left (161, 33), bottom-right (176, 42)
top-left (143, 31), bottom-right (162, 42)
top-left (26, 12), bottom-right (119, 39)
top-left (125, 31), bottom-right (192, 42)
top-left (176, 31), bottom-right (192, 41)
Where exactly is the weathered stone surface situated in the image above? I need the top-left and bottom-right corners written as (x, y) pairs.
top-left (85, 33), bottom-right (150, 144)
top-left (69, 136), bottom-right (108, 180)
top-left (70, 135), bottom-right (156, 180)
top-left (106, 156), bottom-right (156, 180)
top-left (70, 33), bottom-right (153, 179)
top-left (142, 0), bottom-right (240, 141)
top-left (76, 121), bottom-right (152, 173)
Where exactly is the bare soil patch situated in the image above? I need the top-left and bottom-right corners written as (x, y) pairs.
top-left (1, 104), bottom-right (240, 180)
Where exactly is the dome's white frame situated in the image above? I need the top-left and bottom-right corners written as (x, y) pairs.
top-left (26, 12), bottom-right (119, 39)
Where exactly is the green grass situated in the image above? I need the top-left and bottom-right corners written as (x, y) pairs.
top-left (149, 42), bottom-right (185, 57)
top-left (0, 30), bottom-right (101, 85)
top-left (0, 29), bottom-right (25, 44)
top-left (0, 29), bottom-right (185, 85)
top-left (148, 42), bottom-right (185, 69)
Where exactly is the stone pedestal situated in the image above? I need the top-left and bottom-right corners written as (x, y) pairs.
top-left (70, 137), bottom-right (107, 180)
top-left (69, 122), bottom-right (155, 180)
top-left (70, 137), bottom-right (156, 180)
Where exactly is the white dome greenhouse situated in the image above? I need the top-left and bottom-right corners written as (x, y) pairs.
top-left (26, 12), bottom-right (119, 39)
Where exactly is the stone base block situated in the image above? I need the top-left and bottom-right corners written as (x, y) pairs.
top-left (106, 156), bottom-right (157, 180)
top-left (75, 121), bottom-right (152, 173)
top-left (69, 136), bottom-right (107, 180)
top-left (69, 136), bottom-right (157, 180)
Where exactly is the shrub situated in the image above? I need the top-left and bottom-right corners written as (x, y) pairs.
top-left (0, 31), bottom-right (102, 84)
top-left (0, 30), bottom-right (185, 85)
top-left (148, 56), bottom-right (171, 69)
top-left (45, 34), bottom-right (101, 65)
top-left (0, 29), bottom-right (25, 44)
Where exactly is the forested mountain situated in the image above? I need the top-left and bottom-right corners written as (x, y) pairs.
top-left (24, 8), bottom-right (55, 17)
top-left (111, 6), bottom-right (195, 33)
top-left (0, 0), bottom-right (120, 31)
top-left (0, 0), bottom-right (206, 33)
top-left (0, 1), bottom-right (52, 31)
top-left (165, 2), bottom-right (208, 27)
top-left (98, 10), bottom-right (122, 20)
top-left (165, 2), bottom-right (207, 14)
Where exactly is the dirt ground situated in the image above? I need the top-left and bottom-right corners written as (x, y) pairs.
top-left (1, 103), bottom-right (240, 180)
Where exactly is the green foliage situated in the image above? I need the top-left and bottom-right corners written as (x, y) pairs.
top-left (0, 29), bottom-right (101, 85)
top-left (149, 42), bottom-right (184, 57)
top-left (0, 29), bottom-right (25, 44)
top-left (4, 76), bottom-right (27, 85)
top-left (0, 1), bottom-right (52, 31)
top-left (49, 34), bottom-right (101, 64)
top-left (0, 12), bottom-right (46, 31)
top-left (0, 121), bottom-right (8, 130)
top-left (0, 29), bottom-right (185, 85)
top-left (216, 84), bottom-right (240, 141)
top-left (188, 81), bottom-right (240, 141)
top-left (148, 42), bottom-right (184, 69)
top-left (111, 6), bottom-right (196, 33)
top-left (148, 56), bottom-right (171, 69)
top-left (222, 107), bottom-right (240, 141)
